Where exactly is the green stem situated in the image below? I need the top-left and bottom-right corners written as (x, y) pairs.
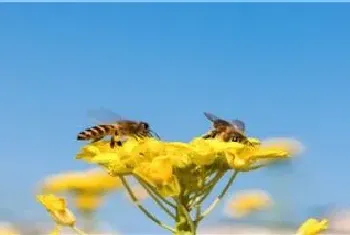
top-left (51, 225), bottom-right (61, 235)
top-left (135, 175), bottom-right (176, 209)
top-left (190, 171), bottom-right (226, 208)
top-left (175, 197), bottom-right (195, 234)
top-left (194, 203), bottom-right (201, 229)
top-left (196, 170), bottom-right (239, 222)
top-left (119, 176), bottom-right (175, 233)
top-left (136, 177), bottom-right (176, 219)
top-left (79, 209), bottom-right (95, 233)
top-left (71, 226), bottom-right (87, 235)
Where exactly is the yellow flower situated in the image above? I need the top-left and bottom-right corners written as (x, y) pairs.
top-left (42, 168), bottom-right (122, 194)
top-left (297, 218), bottom-right (328, 235)
top-left (77, 136), bottom-right (302, 174)
top-left (188, 138), bottom-right (237, 166)
top-left (74, 193), bottom-right (103, 211)
top-left (37, 194), bottom-right (76, 227)
top-left (224, 137), bottom-right (303, 170)
top-left (76, 136), bottom-right (302, 197)
top-left (225, 189), bottom-right (272, 218)
top-left (133, 156), bottom-right (173, 185)
top-left (49, 225), bottom-right (60, 235)
top-left (253, 137), bottom-right (303, 160)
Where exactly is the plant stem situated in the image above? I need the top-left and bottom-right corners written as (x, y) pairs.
top-left (72, 226), bottom-right (87, 235)
top-left (196, 170), bottom-right (239, 222)
top-left (135, 175), bottom-right (176, 209)
top-left (194, 203), bottom-right (201, 229)
top-left (51, 225), bottom-right (61, 235)
top-left (137, 177), bottom-right (176, 219)
top-left (175, 197), bottom-right (195, 234)
top-left (190, 171), bottom-right (226, 208)
top-left (120, 176), bottom-right (175, 233)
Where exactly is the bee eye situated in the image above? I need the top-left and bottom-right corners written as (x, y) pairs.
top-left (141, 122), bottom-right (149, 129)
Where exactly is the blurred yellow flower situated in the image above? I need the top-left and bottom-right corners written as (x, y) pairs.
top-left (42, 168), bottom-right (122, 194)
top-left (225, 189), bottom-right (273, 218)
top-left (37, 194), bottom-right (88, 235)
top-left (41, 168), bottom-right (123, 214)
top-left (297, 218), bottom-right (328, 235)
top-left (37, 194), bottom-right (76, 227)
top-left (74, 193), bottom-right (103, 211)
top-left (0, 222), bottom-right (19, 235)
top-left (49, 225), bottom-right (60, 235)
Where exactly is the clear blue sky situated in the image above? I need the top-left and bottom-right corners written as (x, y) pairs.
top-left (1, 3), bottom-right (350, 233)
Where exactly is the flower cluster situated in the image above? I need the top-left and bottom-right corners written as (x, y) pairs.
top-left (297, 218), bottom-right (328, 235)
top-left (76, 136), bottom-right (302, 198)
top-left (41, 168), bottom-right (122, 213)
top-left (225, 189), bottom-right (273, 218)
top-left (37, 194), bottom-right (86, 235)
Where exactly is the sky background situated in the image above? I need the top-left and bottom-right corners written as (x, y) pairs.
top-left (0, 3), bottom-right (350, 234)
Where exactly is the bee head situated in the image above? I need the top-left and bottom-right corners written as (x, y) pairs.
top-left (140, 122), bottom-right (150, 130)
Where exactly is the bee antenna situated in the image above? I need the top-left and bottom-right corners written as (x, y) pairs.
top-left (150, 130), bottom-right (161, 140)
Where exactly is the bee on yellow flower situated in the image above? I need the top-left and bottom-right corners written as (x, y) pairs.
top-left (75, 130), bottom-right (303, 235)
top-left (225, 189), bottom-right (273, 218)
top-left (36, 194), bottom-right (86, 235)
top-left (297, 218), bottom-right (328, 235)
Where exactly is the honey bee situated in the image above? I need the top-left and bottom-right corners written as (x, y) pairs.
top-left (202, 112), bottom-right (249, 144)
top-left (77, 108), bottom-right (160, 148)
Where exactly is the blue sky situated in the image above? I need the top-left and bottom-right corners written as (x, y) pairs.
top-left (1, 3), bottom-right (350, 233)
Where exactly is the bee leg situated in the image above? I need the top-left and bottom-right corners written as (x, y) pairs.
top-left (110, 136), bottom-right (116, 148)
top-left (202, 130), bottom-right (216, 139)
top-left (116, 135), bottom-right (127, 146)
top-left (232, 136), bottom-right (238, 142)
top-left (137, 133), bottom-right (145, 140)
top-left (116, 140), bottom-right (123, 146)
top-left (91, 137), bottom-right (103, 143)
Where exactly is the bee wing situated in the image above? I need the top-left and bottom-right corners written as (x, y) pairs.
top-left (231, 119), bottom-right (246, 133)
top-left (203, 112), bottom-right (221, 122)
top-left (87, 107), bottom-right (124, 125)
top-left (204, 112), bottom-right (231, 126)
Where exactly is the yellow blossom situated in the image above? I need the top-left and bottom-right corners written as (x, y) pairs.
top-left (133, 156), bottom-right (181, 197)
top-left (37, 194), bottom-right (76, 227)
top-left (74, 193), bottom-right (103, 211)
top-left (49, 225), bottom-right (60, 235)
top-left (75, 131), bottom-right (303, 235)
top-left (297, 218), bottom-right (328, 235)
top-left (42, 168), bottom-right (122, 194)
top-left (224, 137), bottom-right (303, 170)
top-left (135, 156), bottom-right (173, 184)
top-left (76, 136), bottom-right (302, 192)
top-left (225, 189), bottom-right (272, 218)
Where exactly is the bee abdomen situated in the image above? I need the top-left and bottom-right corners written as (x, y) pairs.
top-left (76, 125), bottom-right (113, 141)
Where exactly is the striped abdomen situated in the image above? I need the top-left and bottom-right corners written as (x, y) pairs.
top-left (77, 124), bottom-right (115, 141)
